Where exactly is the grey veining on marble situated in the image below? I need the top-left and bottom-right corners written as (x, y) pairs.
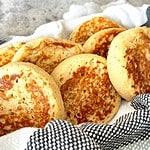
top-left (0, 0), bottom-right (149, 36)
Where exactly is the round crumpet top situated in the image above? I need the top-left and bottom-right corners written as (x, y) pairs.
top-left (69, 16), bottom-right (123, 45)
top-left (51, 54), bottom-right (121, 125)
top-left (83, 27), bottom-right (125, 58)
top-left (107, 27), bottom-right (150, 101)
top-left (12, 36), bottom-right (84, 74)
top-left (0, 62), bottom-right (66, 136)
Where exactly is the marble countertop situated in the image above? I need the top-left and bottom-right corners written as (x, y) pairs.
top-left (0, 0), bottom-right (149, 36)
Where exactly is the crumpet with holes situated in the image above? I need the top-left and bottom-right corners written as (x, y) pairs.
top-left (107, 27), bottom-right (150, 101)
top-left (51, 54), bottom-right (121, 125)
top-left (0, 42), bottom-right (25, 67)
top-left (0, 62), bottom-right (66, 136)
top-left (83, 28), bottom-right (125, 58)
top-left (12, 36), bottom-right (85, 74)
top-left (69, 17), bottom-right (122, 45)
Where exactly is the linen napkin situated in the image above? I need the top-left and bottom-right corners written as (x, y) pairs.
top-left (26, 94), bottom-right (150, 150)
top-left (0, 1), bottom-right (150, 150)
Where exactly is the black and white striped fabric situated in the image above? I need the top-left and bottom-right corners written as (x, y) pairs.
top-left (25, 94), bottom-right (150, 150)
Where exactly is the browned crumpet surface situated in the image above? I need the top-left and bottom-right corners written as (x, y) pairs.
top-left (107, 27), bottom-right (150, 101)
top-left (12, 36), bottom-right (85, 74)
top-left (51, 54), bottom-right (121, 125)
top-left (0, 62), bottom-right (66, 136)
top-left (0, 42), bottom-right (25, 67)
top-left (83, 28), bottom-right (125, 58)
top-left (69, 17), bottom-right (122, 45)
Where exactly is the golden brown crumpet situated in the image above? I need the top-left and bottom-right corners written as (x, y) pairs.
top-left (107, 27), bottom-right (150, 101)
top-left (0, 62), bottom-right (66, 136)
top-left (51, 54), bottom-right (121, 125)
top-left (83, 28), bottom-right (125, 58)
top-left (12, 37), bottom-right (85, 74)
top-left (69, 17), bottom-right (122, 45)
top-left (0, 42), bottom-right (25, 67)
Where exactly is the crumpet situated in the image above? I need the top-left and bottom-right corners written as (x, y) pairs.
top-left (12, 37), bottom-right (85, 74)
top-left (83, 28), bottom-right (125, 58)
top-left (51, 54), bottom-right (121, 125)
top-left (69, 17), bottom-right (122, 45)
top-left (0, 62), bottom-right (66, 136)
top-left (0, 42), bottom-right (25, 67)
top-left (107, 27), bottom-right (150, 101)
